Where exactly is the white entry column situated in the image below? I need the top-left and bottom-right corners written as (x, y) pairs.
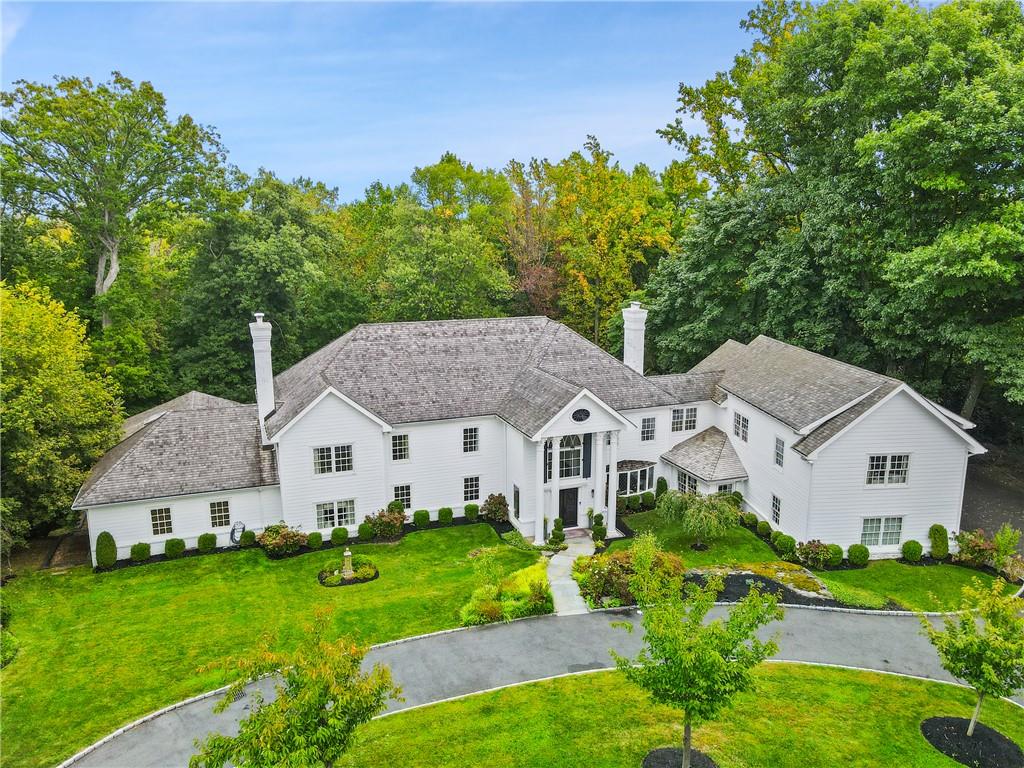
top-left (534, 440), bottom-right (545, 542)
top-left (594, 431), bottom-right (606, 526)
top-left (549, 437), bottom-right (561, 534)
top-left (607, 431), bottom-right (619, 534)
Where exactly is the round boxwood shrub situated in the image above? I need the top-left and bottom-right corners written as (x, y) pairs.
top-left (742, 512), bottom-right (758, 528)
top-left (164, 538), bottom-right (186, 559)
top-left (464, 503), bottom-right (479, 522)
top-left (826, 543), bottom-right (843, 567)
top-left (307, 531), bottom-right (323, 549)
top-left (626, 495), bottom-right (641, 512)
top-left (928, 523), bottom-right (949, 560)
top-left (901, 539), bottom-right (923, 562)
top-left (413, 509), bottom-right (430, 528)
top-left (770, 529), bottom-right (783, 547)
top-left (197, 533), bottom-right (217, 553)
top-left (438, 507), bottom-right (454, 525)
top-left (357, 521), bottom-right (374, 541)
top-left (95, 531), bottom-right (117, 568)
top-left (130, 542), bottom-right (151, 563)
top-left (331, 527), bottom-right (348, 546)
top-left (655, 476), bottom-right (668, 498)
top-left (387, 499), bottom-right (405, 514)
top-left (848, 543), bottom-right (870, 567)
top-left (239, 529), bottom-right (256, 547)
top-left (757, 520), bottom-right (772, 538)
top-left (640, 491), bottom-right (656, 510)
top-left (775, 534), bottom-right (797, 560)
top-left (548, 517), bottom-right (565, 545)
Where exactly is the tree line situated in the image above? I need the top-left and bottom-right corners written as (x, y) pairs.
top-left (2, 0), bottom-right (1022, 551)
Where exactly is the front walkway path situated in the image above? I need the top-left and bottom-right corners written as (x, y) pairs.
top-left (70, 608), bottom-right (1022, 767)
top-left (546, 530), bottom-right (593, 615)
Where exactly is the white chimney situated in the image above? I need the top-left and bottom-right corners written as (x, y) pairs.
top-left (249, 312), bottom-right (275, 422)
top-left (622, 301), bottom-right (648, 374)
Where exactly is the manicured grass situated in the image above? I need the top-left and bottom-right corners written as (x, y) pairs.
top-left (339, 664), bottom-right (1024, 768)
top-left (813, 559), bottom-right (1010, 611)
top-left (0, 525), bottom-right (537, 768)
top-left (609, 511), bottom-right (779, 567)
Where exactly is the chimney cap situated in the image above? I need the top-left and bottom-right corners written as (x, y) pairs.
top-left (629, 301), bottom-right (643, 310)
top-left (253, 312), bottom-right (265, 323)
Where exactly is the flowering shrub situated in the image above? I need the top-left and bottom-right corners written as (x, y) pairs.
top-left (795, 540), bottom-right (831, 569)
top-left (572, 548), bottom-right (685, 607)
top-left (257, 523), bottom-right (307, 556)
top-left (953, 529), bottom-right (995, 567)
top-left (366, 508), bottom-right (405, 539)
top-left (460, 561), bottom-right (553, 625)
top-left (481, 493), bottom-right (510, 522)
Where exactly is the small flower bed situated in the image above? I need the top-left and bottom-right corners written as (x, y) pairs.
top-left (318, 555), bottom-right (378, 587)
top-left (459, 560), bottom-right (552, 625)
top-left (572, 548), bottom-right (685, 608)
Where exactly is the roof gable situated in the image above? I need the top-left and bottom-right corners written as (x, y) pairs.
top-left (661, 426), bottom-right (748, 482)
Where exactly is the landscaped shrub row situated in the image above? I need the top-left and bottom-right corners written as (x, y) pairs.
top-left (952, 524), bottom-right (1023, 581)
top-left (742, 517), bottom-right (853, 570)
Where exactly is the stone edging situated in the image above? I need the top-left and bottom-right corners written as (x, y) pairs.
top-left (587, 600), bottom-right (951, 618)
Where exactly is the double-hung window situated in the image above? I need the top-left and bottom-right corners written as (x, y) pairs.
top-left (866, 454), bottom-right (910, 485)
top-left (733, 412), bottom-right (749, 442)
top-left (315, 500), bottom-right (355, 529)
top-left (316, 502), bottom-right (336, 529)
top-left (771, 495), bottom-right (781, 525)
top-left (774, 437), bottom-right (785, 468)
top-left (464, 476), bottom-right (480, 502)
top-left (677, 470), bottom-right (698, 495)
top-left (559, 435), bottom-right (582, 478)
top-left (151, 508), bottom-right (172, 535)
top-left (861, 516), bottom-right (903, 546)
top-left (313, 445), bottom-right (353, 474)
top-left (717, 483), bottom-right (734, 493)
top-left (210, 500), bottom-right (231, 528)
top-left (336, 499), bottom-right (356, 526)
top-left (393, 484), bottom-right (412, 509)
top-left (672, 407), bottom-right (697, 432)
top-left (640, 417), bottom-right (656, 442)
top-left (463, 427), bottom-right (479, 453)
top-left (392, 434), bottom-right (410, 461)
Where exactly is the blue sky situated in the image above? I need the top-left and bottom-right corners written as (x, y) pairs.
top-left (2, 2), bottom-right (754, 200)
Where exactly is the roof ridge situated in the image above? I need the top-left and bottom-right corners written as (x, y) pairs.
top-left (539, 320), bottom-right (656, 385)
top-left (751, 335), bottom-right (898, 385)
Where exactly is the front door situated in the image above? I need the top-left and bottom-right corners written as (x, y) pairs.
top-left (559, 487), bottom-right (579, 528)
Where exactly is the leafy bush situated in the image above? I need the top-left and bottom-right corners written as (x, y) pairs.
top-left (775, 534), bottom-right (797, 561)
top-left (592, 524), bottom-right (607, 543)
top-left (901, 539), bottom-right (922, 562)
top-left (730, 490), bottom-right (744, 507)
top-left (847, 543), bottom-right (870, 567)
top-left (757, 520), bottom-right (771, 538)
top-left (770, 530), bottom-right (783, 547)
top-left (928, 523), bottom-right (949, 559)
top-left (460, 561), bottom-right (553, 625)
top-left (307, 531), bottom-right (323, 550)
top-left (593, 513), bottom-right (604, 527)
top-left (387, 499), bottom-right (405, 514)
top-left (164, 538), bottom-right (186, 559)
top-left (438, 507), bottom-right (454, 525)
top-left (655, 476), bottom-right (668, 498)
top-left (717, 491), bottom-right (742, 510)
top-left (655, 489), bottom-right (687, 521)
top-left (130, 543), bottom-right (151, 563)
top-left (953, 529), bottom-right (995, 567)
top-left (795, 539), bottom-right (831, 569)
top-left (641, 491), bottom-right (656, 510)
top-left (257, 523), bottom-right (307, 556)
top-left (239, 530), bottom-right (256, 547)
top-left (572, 546), bottom-right (685, 607)
top-left (413, 509), bottom-right (430, 528)
top-left (481, 493), bottom-right (510, 522)
top-left (197, 533), bottom-right (217, 553)
top-left (668, 491), bottom-right (737, 548)
top-left (741, 512), bottom-right (757, 528)
top-left (366, 508), bottom-right (405, 539)
top-left (357, 522), bottom-right (374, 541)
top-left (993, 523), bottom-right (1022, 571)
top-left (464, 503), bottom-right (480, 522)
top-left (548, 517), bottom-right (565, 545)
top-left (330, 527), bottom-right (348, 546)
top-left (616, 496), bottom-right (627, 513)
top-left (95, 531), bottom-right (116, 568)
top-left (826, 544), bottom-right (843, 567)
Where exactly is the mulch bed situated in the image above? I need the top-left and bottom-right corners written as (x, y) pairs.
top-left (643, 747), bottom-right (718, 768)
top-left (921, 717), bottom-right (1024, 768)
top-left (686, 572), bottom-right (871, 609)
top-left (317, 566), bottom-right (379, 587)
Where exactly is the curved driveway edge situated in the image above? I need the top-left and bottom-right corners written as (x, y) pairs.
top-left (69, 608), bottom-right (1023, 767)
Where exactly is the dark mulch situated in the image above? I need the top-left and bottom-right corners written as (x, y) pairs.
top-left (690, 542), bottom-right (710, 551)
top-left (318, 566), bottom-right (380, 587)
top-left (643, 747), bottom-right (718, 768)
top-left (921, 717), bottom-right (1024, 768)
top-left (686, 572), bottom-right (854, 609)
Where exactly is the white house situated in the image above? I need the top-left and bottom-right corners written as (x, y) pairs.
top-left (74, 305), bottom-right (985, 565)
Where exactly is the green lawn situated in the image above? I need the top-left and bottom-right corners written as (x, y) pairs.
top-left (0, 525), bottom-right (537, 768)
top-left (609, 511), bottom-right (779, 567)
top-left (339, 664), bottom-right (1024, 768)
top-left (813, 559), bottom-right (1010, 612)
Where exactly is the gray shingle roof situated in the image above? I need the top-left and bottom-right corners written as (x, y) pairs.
top-left (74, 404), bottom-right (278, 508)
top-left (123, 391), bottom-right (241, 438)
top-left (791, 383), bottom-right (900, 456)
top-left (661, 426), bottom-right (748, 482)
top-left (266, 317), bottom-right (682, 438)
top-left (647, 371), bottom-right (723, 403)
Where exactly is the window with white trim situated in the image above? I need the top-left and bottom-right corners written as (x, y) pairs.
top-left (463, 427), bottom-right (479, 453)
top-left (464, 476), bottom-right (480, 502)
top-left (677, 470), bottom-right (698, 494)
top-left (618, 466), bottom-right (655, 496)
top-left (392, 434), bottom-right (409, 461)
top-left (337, 499), bottom-right (355, 526)
top-left (733, 412), bottom-right (749, 442)
top-left (771, 495), bottom-right (781, 525)
top-left (313, 445), bottom-right (353, 474)
top-left (861, 516), bottom-right (903, 546)
top-left (640, 417), bottom-right (656, 442)
top-left (717, 483), bottom-right (734, 493)
top-left (316, 502), bottom-right (336, 529)
top-left (684, 407), bottom-right (697, 431)
top-left (393, 484), bottom-right (411, 509)
top-left (210, 500), bottom-right (231, 528)
top-left (672, 407), bottom-right (697, 432)
top-left (866, 454), bottom-right (910, 485)
top-left (151, 507), bottom-right (172, 535)
top-left (774, 437), bottom-right (785, 468)
top-left (559, 435), bottom-right (582, 478)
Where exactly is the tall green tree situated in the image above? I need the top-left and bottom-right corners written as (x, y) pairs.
top-left (0, 282), bottom-right (122, 538)
top-left (503, 158), bottom-right (561, 316)
top-left (410, 152), bottom-right (512, 244)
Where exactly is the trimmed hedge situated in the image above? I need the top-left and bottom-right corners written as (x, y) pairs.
top-left (626, 495), bottom-right (641, 512)
top-left (655, 476), bottom-right (668, 498)
top-left (130, 542), bottom-right (151, 563)
top-left (197, 533), bottom-right (217, 553)
top-left (413, 509), bottom-right (430, 528)
top-left (549, 517), bottom-right (565, 545)
top-left (95, 532), bottom-right (116, 568)
top-left (387, 499), bottom-right (405, 514)
top-left (307, 531), bottom-right (323, 549)
top-left (770, 530), bottom-right (783, 547)
top-left (357, 522), bottom-right (374, 541)
top-left (438, 507), bottom-right (454, 525)
top-left (826, 543), bottom-right (843, 567)
top-left (742, 512), bottom-right (758, 528)
top-left (464, 503), bottom-right (479, 522)
top-left (775, 534), bottom-right (797, 560)
top-left (331, 527), bottom-right (348, 546)
top-left (640, 491), bottom-right (656, 510)
top-left (901, 539), bottom-right (923, 562)
top-left (757, 520), bottom-right (771, 538)
top-left (929, 523), bottom-right (949, 559)
top-left (164, 538), bottom-right (186, 559)
top-left (239, 529), bottom-right (256, 547)
top-left (848, 543), bottom-right (869, 567)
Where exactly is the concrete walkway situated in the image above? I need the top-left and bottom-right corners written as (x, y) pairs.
top-left (546, 530), bottom-right (593, 615)
top-left (70, 607), bottom-right (1021, 768)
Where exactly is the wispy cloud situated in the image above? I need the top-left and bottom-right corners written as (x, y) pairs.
top-left (1, 4), bottom-right (30, 57)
